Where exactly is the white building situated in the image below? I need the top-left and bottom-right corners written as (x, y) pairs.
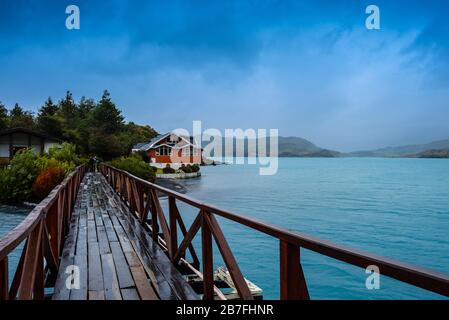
top-left (0, 128), bottom-right (60, 162)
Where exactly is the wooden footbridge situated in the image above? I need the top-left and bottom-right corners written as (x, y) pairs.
top-left (1, 164), bottom-right (449, 300)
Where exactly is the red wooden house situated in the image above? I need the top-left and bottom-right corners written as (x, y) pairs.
top-left (132, 133), bottom-right (202, 168)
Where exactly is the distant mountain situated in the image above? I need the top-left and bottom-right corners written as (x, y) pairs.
top-left (278, 137), bottom-right (339, 157)
top-left (202, 136), bottom-right (339, 158)
top-left (410, 149), bottom-right (449, 159)
top-left (349, 139), bottom-right (449, 157)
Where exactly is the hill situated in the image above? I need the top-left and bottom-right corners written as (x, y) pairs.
top-left (349, 139), bottom-right (449, 157)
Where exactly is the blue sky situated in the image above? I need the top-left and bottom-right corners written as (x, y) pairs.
top-left (0, 0), bottom-right (448, 151)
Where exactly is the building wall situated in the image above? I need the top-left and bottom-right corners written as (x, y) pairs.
top-left (148, 149), bottom-right (202, 165)
top-left (0, 132), bottom-right (60, 159)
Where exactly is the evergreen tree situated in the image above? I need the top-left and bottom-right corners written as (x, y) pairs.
top-left (57, 91), bottom-right (78, 128)
top-left (78, 96), bottom-right (96, 118)
top-left (38, 97), bottom-right (58, 117)
top-left (0, 102), bottom-right (8, 130)
top-left (9, 103), bottom-right (35, 128)
top-left (37, 98), bottom-right (64, 139)
top-left (89, 90), bottom-right (124, 134)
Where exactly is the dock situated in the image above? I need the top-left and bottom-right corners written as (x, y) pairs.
top-left (52, 172), bottom-right (198, 300)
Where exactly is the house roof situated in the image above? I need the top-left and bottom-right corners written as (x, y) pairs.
top-left (133, 132), bottom-right (201, 151)
top-left (133, 133), bottom-right (171, 151)
top-left (0, 127), bottom-right (61, 142)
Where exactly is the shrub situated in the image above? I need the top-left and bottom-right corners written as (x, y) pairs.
top-left (135, 150), bottom-right (151, 163)
top-left (0, 149), bottom-right (39, 203)
top-left (109, 156), bottom-right (156, 182)
top-left (32, 166), bottom-right (66, 201)
top-left (191, 164), bottom-right (200, 173)
top-left (46, 142), bottom-right (84, 166)
top-left (180, 164), bottom-right (192, 173)
top-left (162, 164), bottom-right (176, 174)
top-left (36, 156), bottom-right (75, 176)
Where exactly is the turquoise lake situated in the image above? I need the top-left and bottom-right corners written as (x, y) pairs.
top-left (168, 158), bottom-right (449, 300)
top-left (1, 158), bottom-right (448, 299)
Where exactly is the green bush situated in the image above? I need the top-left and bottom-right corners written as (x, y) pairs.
top-left (0, 143), bottom-right (83, 204)
top-left (191, 164), bottom-right (200, 173)
top-left (180, 164), bottom-right (192, 173)
top-left (162, 164), bottom-right (176, 174)
top-left (0, 150), bottom-right (39, 203)
top-left (46, 142), bottom-right (84, 166)
top-left (109, 156), bottom-right (156, 182)
top-left (135, 150), bottom-right (151, 163)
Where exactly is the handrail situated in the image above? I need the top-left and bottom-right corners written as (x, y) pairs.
top-left (0, 165), bottom-right (86, 300)
top-left (100, 163), bottom-right (449, 299)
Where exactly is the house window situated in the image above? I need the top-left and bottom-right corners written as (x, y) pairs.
top-left (182, 147), bottom-right (190, 156)
top-left (156, 146), bottom-right (172, 156)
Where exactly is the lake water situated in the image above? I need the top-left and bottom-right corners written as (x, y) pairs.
top-left (0, 205), bottom-right (30, 284)
top-left (169, 158), bottom-right (449, 299)
top-left (1, 158), bottom-right (448, 299)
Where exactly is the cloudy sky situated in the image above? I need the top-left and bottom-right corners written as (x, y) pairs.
top-left (0, 0), bottom-right (448, 151)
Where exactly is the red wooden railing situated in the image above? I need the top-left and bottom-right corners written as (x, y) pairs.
top-left (0, 165), bottom-right (86, 300)
top-left (100, 164), bottom-right (449, 300)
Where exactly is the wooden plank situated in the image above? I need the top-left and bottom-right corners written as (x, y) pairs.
top-left (97, 226), bottom-right (111, 255)
top-left (52, 252), bottom-right (74, 300)
top-left (121, 288), bottom-right (139, 300)
top-left (110, 242), bottom-right (134, 289)
top-left (70, 254), bottom-right (88, 300)
top-left (87, 220), bottom-right (97, 243)
top-left (88, 242), bottom-right (103, 292)
top-left (88, 290), bottom-right (105, 300)
top-left (101, 253), bottom-right (121, 300)
top-left (129, 265), bottom-right (158, 300)
top-left (124, 251), bottom-right (142, 268)
top-left (102, 212), bottom-right (119, 242)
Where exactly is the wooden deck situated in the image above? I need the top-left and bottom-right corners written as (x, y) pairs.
top-left (52, 172), bottom-right (199, 300)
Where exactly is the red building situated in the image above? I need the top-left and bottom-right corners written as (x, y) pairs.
top-left (133, 133), bottom-right (202, 168)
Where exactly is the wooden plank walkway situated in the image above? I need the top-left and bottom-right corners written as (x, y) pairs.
top-left (52, 172), bottom-right (199, 300)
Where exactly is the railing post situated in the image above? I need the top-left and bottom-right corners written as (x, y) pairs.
top-left (201, 210), bottom-right (214, 300)
top-left (168, 196), bottom-right (178, 260)
top-left (46, 202), bottom-right (60, 261)
top-left (150, 192), bottom-right (159, 241)
top-left (279, 241), bottom-right (309, 300)
top-left (0, 257), bottom-right (8, 300)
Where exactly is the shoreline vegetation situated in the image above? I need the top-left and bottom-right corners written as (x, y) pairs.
top-left (0, 144), bottom-right (85, 205)
top-left (0, 90), bottom-right (161, 205)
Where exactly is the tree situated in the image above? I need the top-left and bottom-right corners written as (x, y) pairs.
top-left (0, 102), bottom-right (8, 130)
top-left (9, 103), bottom-right (35, 128)
top-left (1, 90), bottom-right (159, 160)
top-left (78, 96), bottom-right (96, 119)
top-left (88, 129), bottom-right (128, 160)
top-left (37, 97), bottom-right (64, 138)
top-left (38, 97), bottom-right (58, 117)
top-left (57, 91), bottom-right (79, 128)
top-left (89, 90), bottom-right (124, 134)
